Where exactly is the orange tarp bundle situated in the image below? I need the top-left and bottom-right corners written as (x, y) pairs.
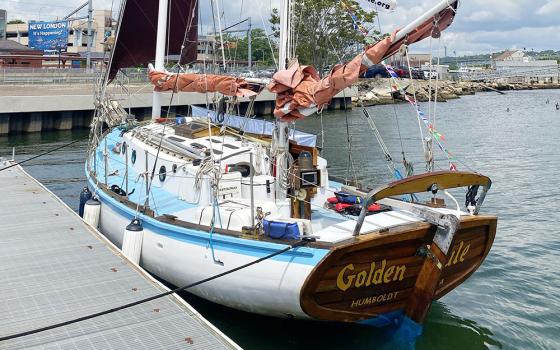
top-left (267, 34), bottom-right (394, 121)
top-left (149, 70), bottom-right (258, 98)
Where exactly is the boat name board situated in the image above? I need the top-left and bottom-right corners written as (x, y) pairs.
top-left (350, 291), bottom-right (400, 309)
top-left (336, 259), bottom-right (406, 292)
top-left (445, 240), bottom-right (470, 267)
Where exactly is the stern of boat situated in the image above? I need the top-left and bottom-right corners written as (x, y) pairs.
top-left (299, 214), bottom-right (496, 323)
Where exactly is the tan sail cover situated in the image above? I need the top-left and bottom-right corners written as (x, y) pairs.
top-left (268, 2), bottom-right (458, 121)
top-left (149, 70), bottom-right (258, 98)
top-left (267, 34), bottom-right (394, 121)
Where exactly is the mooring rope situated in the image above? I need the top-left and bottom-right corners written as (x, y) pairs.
top-left (0, 238), bottom-right (313, 342)
top-left (0, 138), bottom-right (86, 173)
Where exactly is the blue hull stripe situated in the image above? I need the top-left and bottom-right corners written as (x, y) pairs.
top-left (87, 165), bottom-right (328, 266)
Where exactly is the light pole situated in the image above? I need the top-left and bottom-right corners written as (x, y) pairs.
top-left (255, 49), bottom-right (266, 69)
top-left (38, 6), bottom-right (47, 21)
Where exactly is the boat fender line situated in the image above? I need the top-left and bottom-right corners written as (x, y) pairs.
top-left (83, 198), bottom-right (101, 228)
top-left (122, 219), bottom-right (144, 264)
top-left (79, 187), bottom-right (92, 218)
top-left (0, 237), bottom-right (315, 342)
top-left (110, 184), bottom-right (127, 196)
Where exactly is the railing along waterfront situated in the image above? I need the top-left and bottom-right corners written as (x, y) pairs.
top-left (0, 68), bottom-right (151, 85)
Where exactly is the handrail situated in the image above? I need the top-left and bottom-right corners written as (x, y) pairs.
top-left (353, 171), bottom-right (492, 236)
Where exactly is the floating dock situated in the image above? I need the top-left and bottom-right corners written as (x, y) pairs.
top-left (0, 160), bottom-right (240, 350)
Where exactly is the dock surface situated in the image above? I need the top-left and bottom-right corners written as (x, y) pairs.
top-left (0, 161), bottom-right (240, 350)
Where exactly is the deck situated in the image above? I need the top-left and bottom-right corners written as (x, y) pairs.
top-left (0, 160), bottom-right (240, 350)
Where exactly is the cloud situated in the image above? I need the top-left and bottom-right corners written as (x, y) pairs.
top-left (536, 0), bottom-right (560, 15)
top-left (463, 11), bottom-right (496, 23)
top-left (3, 0), bottom-right (559, 55)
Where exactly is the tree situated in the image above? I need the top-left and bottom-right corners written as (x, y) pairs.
top-left (270, 0), bottom-right (379, 75)
top-left (227, 28), bottom-right (277, 68)
top-left (7, 19), bottom-right (25, 24)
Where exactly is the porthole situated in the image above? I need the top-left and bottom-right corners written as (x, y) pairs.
top-left (121, 142), bottom-right (127, 155)
top-left (172, 164), bottom-right (178, 173)
top-left (131, 150), bottom-right (137, 164)
top-left (159, 165), bottom-right (167, 182)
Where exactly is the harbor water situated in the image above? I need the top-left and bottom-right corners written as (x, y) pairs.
top-left (1, 89), bottom-right (559, 349)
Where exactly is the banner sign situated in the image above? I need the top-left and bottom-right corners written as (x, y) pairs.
top-left (361, 0), bottom-right (397, 12)
top-left (28, 20), bottom-right (69, 51)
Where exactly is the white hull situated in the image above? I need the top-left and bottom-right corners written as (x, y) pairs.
top-left (96, 191), bottom-right (320, 319)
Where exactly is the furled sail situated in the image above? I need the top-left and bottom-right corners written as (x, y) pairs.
top-left (149, 69), bottom-right (259, 98)
top-left (108, 0), bottom-right (198, 80)
top-left (268, 1), bottom-right (458, 121)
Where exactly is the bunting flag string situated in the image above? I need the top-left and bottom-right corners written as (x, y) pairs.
top-left (340, 0), bottom-right (375, 44)
top-left (384, 63), bottom-right (458, 171)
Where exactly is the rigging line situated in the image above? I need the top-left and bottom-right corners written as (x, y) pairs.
top-left (433, 36), bottom-right (442, 130)
top-left (142, 60), bottom-right (184, 215)
top-left (427, 35), bottom-right (434, 124)
top-left (0, 239), bottom-right (312, 343)
top-left (212, 0), bottom-right (228, 70)
top-left (0, 139), bottom-right (85, 173)
top-left (259, 11), bottom-right (278, 70)
top-left (405, 47), bottom-right (426, 154)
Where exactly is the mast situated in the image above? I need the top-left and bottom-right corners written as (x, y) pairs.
top-left (152, 0), bottom-right (169, 119)
top-left (275, 0), bottom-right (292, 201)
top-left (86, 0), bottom-right (93, 70)
top-left (247, 17), bottom-right (252, 70)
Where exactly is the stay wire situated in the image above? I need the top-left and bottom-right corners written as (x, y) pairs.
top-left (0, 239), bottom-right (311, 343)
top-left (0, 138), bottom-right (85, 173)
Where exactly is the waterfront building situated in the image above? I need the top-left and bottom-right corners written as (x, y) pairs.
top-left (5, 10), bottom-right (115, 57)
top-left (0, 39), bottom-right (43, 67)
top-left (0, 9), bottom-right (6, 40)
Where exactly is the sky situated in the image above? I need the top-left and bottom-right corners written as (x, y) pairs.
top-left (1, 0), bottom-right (560, 56)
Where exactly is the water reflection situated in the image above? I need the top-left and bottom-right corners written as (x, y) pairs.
top-left (418, 302), bottom-right (502, 350)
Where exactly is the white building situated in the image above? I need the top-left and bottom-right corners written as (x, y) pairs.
top-left (0, 9), bottom-right (6, 40)
top-left (5, 10), bottom-right (115, 55)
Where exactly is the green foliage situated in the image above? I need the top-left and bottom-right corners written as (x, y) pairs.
top-left (225, 28), bottom-right (277, 68)
top-left (269, 0), bottom-right (379, 73)
top-left (7, 19), bottom-right (25, 24)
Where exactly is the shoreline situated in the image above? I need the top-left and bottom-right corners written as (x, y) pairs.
top-left (353, 78), bottom-right (560, 106)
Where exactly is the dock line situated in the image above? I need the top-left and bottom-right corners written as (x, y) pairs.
top-left (0, 138), bottom-right (85, 172)
top-left (0, 237), bottom-right (313, 342)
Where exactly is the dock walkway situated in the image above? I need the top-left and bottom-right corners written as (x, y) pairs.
top-left (0, 160), bottom-right (240, 350)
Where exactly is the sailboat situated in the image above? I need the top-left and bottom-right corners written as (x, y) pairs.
top-left (84, 0), bottom-right (496, 334)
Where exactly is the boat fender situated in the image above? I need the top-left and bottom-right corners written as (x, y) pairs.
top-left (122, 218), bottom-right (144, 264)
top-left (78, 187), bottom-right (92, 218)
top-left (83, 198), bottom-right (101, 228)
top-left (110, 184), bottom-right (127, 196)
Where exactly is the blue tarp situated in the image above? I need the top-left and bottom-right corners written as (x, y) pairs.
top-left (190, 106), bottom-right (317, 147)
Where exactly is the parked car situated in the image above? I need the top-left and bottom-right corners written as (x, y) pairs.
top-left (398, 66), bottom-right (424, 79)
top-left (423, 70), bottom-right (439, 79)
top-left (361, 64), bottom-right (414, 79)
top-left (361, 64), bottom-right (391, 78)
